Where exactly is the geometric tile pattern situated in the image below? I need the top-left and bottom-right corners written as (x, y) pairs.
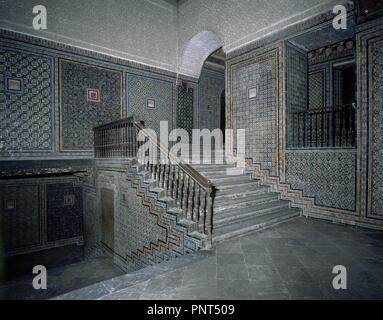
top-left (0, 184), bottom-right (40, 251)
top-left (0, 48), bottom-right (53, 151)
top-left (287, 43), bottom-right (307, 111)
top-left (198, 68), bottom-right (225, 131)
top-left (96, 161), bottom-right (204, 272)
top-left (370, 39), bottom-right (383, 216)
top-left (309, 71), bottom-right (325, 109)
top-left (286, 43), bottom-right (307, 147)
top-left (231, 51), bottom-right (279, 176)
top-left (60, 60), bottom-right (122, 151)
top-left (127, 74), bottom-right (173, 134)
top-left (176, 86), bottom-right (194, 136)
top-left (46, 182), bottom-right (83, 242)
top-left (286, 150), bottom-right (356, 211)
top-left (333, 69), bottom-right (343, 106)
top-left (124, 183), bottom-right (167, 262)
top-left (0, 175), bottom-right (85, 255)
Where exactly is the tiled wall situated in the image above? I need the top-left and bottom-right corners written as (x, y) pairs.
top-left (127, 74), bottom-right (173, 134)
top-left (286, 150), bottom-right (356, 211)
top-left (0, 30), bottom-right (187, 158)
top-left (176, 86), bottom-right (194, 136)
top-left (60, 60), bottom-right (123, 151)
top-left (227, 45), bottom-right (284, 177)
top-left (198, 67), bottom-right (225, 131)
top-left (94, 160), bottom-right (203, 271)
top-left (286, 42), bottom-right (307, 147)
top-left (0, 176), bottom-right (83, 256)
top-left (308, 53), bottom-right (354, 110)
top-left (0, 48), bottom-right (54, 152)
top-left (369, 37), bottom-right (383, 217)
top-left (358, 23), bottom-right (383, 221)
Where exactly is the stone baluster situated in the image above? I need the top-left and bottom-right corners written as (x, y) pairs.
top-left (205, 185), bottom-right (213, 248)
top-left (187, 179), bottom-right (195, 220)
top-left (182, 174), bottom-right (189, 211)
top-left (168, 164), bottom-right (174, 197)
top-left (199, 189), bottom-right (206, 233)
top-left (193, 185), bottom-right (200, 223)
top-left (163, 163), bottom-right (169, 195)
top-left (177, 169), bottom-right (183, 208)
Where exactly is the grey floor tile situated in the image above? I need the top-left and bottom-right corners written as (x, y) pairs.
top-left (244, 253), bottom-right (273, 266)
top-left (217, 253), bottom-right (245, 265)
top-left (217, 264), bottom-right (249, 280)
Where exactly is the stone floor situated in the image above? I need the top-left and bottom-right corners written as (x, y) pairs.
top-left (98, 217), bottom-right (383, 300)
top-left (3, 217), bottom-right (383, 300)
top-left (0, 256), bottom-right (124, 300)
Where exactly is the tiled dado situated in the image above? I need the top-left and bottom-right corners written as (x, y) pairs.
top-left (94, 160), bottom-right (203, 272)
top-left (285, 149), bottom-right (356, 212)
top-left (0, 176), bottom-right (84, 256)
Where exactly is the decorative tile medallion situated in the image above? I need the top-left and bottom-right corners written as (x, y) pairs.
top-left (248, 86), bottom-right (258, 99)
top-left (146, 98), bottom-right (156, 109)
top-left (87, 88), bottom-right (100, 102)
top-left (6, 77), bottom-right (22, 93)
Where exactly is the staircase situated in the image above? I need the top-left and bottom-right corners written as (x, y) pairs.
top-left (94, 118), bottom-right (300, 251)
top-left (191, 156), bottom-right (301, 243)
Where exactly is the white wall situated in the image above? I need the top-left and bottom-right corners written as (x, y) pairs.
top-left (177, 0), bottom-right (348, 65)
top-left (0, 0), bottom-right (349, 76)
top-left (0, 0), bottom-right (179, 72)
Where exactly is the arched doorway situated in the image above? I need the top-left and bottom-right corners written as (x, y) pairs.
top-left (179, 30), bottom-right (224, 78)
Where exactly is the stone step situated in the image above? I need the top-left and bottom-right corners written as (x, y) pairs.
top-left (215, 179), bottom-right (260, 190)
top-left (213, 200), bottom-right (291, 227)
top-left (212, 208), bottom-right (301, 243)
top-left (202, 168), bottom-right (248, 178)
top-left (210, 174), bottom-right (252, 186)
top-left (191, 164), bottom-right (235, 172)
top-left (214, 192), bottom-right (279, 213)
top-left (214, 190), bottom-right (275, 206)
top-left (215, 183), bottom-right (268, 198)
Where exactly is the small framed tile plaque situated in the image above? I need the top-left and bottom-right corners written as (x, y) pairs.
top-left (147, 98), bottom-right (156, 109)
top-left (4, 199), bottom-right (16, 211)
top-left (63, 194), bottom-right (75, 206)
top-left (248, 86), bottom-right (258, 99)
top-left (6, 78), bottom-right (22, 93)
top-left (87, 88), bottom-right (100, 102)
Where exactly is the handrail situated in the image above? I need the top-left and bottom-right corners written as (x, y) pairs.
top-left (132, 120), bottom-right (212, 190)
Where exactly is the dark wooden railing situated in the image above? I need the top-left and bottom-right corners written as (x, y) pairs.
top-left (94, 117), bottom-right (214, 247)
top-left (290, 104), bottom-right (356, 148)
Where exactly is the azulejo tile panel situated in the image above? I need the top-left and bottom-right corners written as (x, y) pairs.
top-left (46, 182), bottom-right (83, 242)
top-left (308, 71), bottom-right (325, 109)
top-left (0, 48), bottom-right (53, 151)
top-left (127, 74), bottom-right (173, 134)
top-left (286, 43), bottom-right (307, 148)
top-left (176, 86), bottom-right (194, 136)
top-left (286, 150), bottom-right (356, 211)
top-left (0, 184), bottom-right (41, 251)
top-left (199, 68), bottom-right (225, 131)
top-left (124, 183), bottom-right (167, 262)
top-left (369, 38), bottom-right (383, 216)
top-left (60, 60), bottom-right (122, 151)
top-left (230, 50), bottom-right (279, 176)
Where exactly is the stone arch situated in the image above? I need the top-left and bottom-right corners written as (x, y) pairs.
top-left (179, 30), bottom-right (224, 78)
